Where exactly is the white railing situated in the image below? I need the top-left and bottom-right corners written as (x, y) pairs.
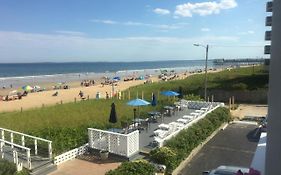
top-left (54, 143), bottom-right (88, 165)
top-left (187, 101), bottom-right (223, 110)
top-left (155, 102), bottom-right (224, 147)
top-left (0, 139), bottom-right (31, 170)
top-left (0, 127), bottom-right (52, 159)
top-left (88, 128), bottom-right (139, 158)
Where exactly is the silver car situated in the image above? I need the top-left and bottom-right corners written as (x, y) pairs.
top-left (203, 165), bottom-right (249, 175)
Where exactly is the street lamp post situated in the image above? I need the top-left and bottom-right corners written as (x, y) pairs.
top-left (194, 44), bottom-right (209, 101)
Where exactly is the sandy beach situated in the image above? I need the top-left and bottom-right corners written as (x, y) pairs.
top-left (0, 68), bottom-right (226, 113)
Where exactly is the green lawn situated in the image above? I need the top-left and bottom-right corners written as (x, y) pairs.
top-left (0, 65), bottom-right (268, 155)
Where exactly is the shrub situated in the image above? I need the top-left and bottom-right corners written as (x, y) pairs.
top-left (150, 107), bottom-right (230, 174)
top-left (150, 147), bottom-right (177, 173)
top-left (0, 159), bottom-right (29, 175)
top-left (106, 160), bottom-right (155, 175)
top-left (232, 83), bottom-right (248, 90)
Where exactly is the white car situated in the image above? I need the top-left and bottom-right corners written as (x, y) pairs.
top-left (203, 165), bottom-right (249, 175)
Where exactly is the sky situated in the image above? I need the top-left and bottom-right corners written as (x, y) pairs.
top-left (0, 0), bottom-right (268, 63)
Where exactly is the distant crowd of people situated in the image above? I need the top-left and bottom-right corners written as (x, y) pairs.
top-left (81, 80), bottom-right (95, 87)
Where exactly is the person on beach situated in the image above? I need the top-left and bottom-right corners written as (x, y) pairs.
top-left (52, 91), bottom-right (58, 96)
top-left (78, 90), bottom-right (84, 98)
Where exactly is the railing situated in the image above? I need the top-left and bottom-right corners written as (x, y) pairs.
top-left (0, 139), bottom-right (30, 170)
top-left (88, 128), bottom-right (139, 158)
top-left (0, 127), bottom-right (52, 159)
top-left (54, 143), bottom-right (88, 165)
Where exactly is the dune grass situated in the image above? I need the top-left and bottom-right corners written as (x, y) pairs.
top-left (0, 65), bottom-right (268, 155)
top-left (126, 65), bottom-right (268, 100)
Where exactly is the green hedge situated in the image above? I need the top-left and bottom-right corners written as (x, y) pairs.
top-left (105, 160), bottom-right (155, 175)
top-left (0, 159), bottom-right (29, 175)
top-left (150, 107), bottom-right (230, 174)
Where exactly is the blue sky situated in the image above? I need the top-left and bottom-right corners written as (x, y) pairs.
top-left (0, 0), bottom-right (267, 63)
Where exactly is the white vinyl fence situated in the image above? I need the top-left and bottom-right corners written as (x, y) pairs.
top-left (54, 143), bottom-right (88, 165)
top-left (88, 128), bottom-right (139, 158)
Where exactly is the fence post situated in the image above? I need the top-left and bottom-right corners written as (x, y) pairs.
top-left (27, 149), bottom-right (32, 170)
top-left (1, 129), bottom-right (4, 140)
top-left (211, 95), bottom-right (214, 102)
top-left (13, 150), bottom-right (17, 163)
top-left (60, 100), bottom-right (63, 104)
top-left (21, 135), bottom-right (25, 147)
top-left (142, 91), bottom-right (144, 100)
top-left (10, 133), bottom-right (14, 148)
top-left (34, 139), bottom-right (38, 155)
top-left (0, 141), bottom-right (4, 158)
top-left (88, 129), bottom-right (93, 148)
top-left (21, 107), bottom-right (23, 112)
top-left (107, 134), bottom-right (111, 152)
top-left (48, 142), bottom-right (52, 159)
top-left (74, 97), bottom-right (76, 103)
top-left (232, 96), bottom-right (235, 110)
top-left (87, 95), bottom-right (89, 100)
top-left (229, 97), bottom-right (231, 110)
top-left (128, 91), bottom-right (131, 100)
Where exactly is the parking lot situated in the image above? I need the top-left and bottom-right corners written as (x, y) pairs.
top-left (177, 123), bottom-right (259, 175)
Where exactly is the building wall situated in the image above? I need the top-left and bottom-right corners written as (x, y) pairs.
top-left (265, 0), bottom-right (281, 174)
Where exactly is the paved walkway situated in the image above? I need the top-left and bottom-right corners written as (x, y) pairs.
top-left (49, 159), bottom-right (121, 175)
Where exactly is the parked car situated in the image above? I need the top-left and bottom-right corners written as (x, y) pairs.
top-left (203, 165), bottom-right (249, 175)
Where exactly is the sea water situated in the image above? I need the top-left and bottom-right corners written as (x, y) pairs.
top-left (0, 60), bottom-right (219, 88)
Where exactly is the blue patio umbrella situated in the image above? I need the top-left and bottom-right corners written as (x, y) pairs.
top-left (127, 98), bottom-right (150, 106)
top-left (151, 93), bottom-right (157, 106)
top-left (127, 98), bottom-right (150, 127)
top-left (161, 90), bottom-right (180, 97)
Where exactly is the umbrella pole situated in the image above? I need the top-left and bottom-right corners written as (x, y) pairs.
top-left (133, 108), bottom-right (137, 128)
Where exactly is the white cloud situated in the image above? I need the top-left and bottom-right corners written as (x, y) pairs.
top-left (174, 0), bottom-right (237, 17)
top-left (55, 30), bottom-right (85, 36)
top-left (91, 19), bottom-right (117, 24)
top-left (92, 19), bottom-right (182, 30)
top-left (201, 28), bottom-right (210, 32)
top-left (0, 31), bottom-right (240, 62)
top-left (153, 8), bottom-right (171, 15)
top-left (238, 30), bottom-right (255, 35)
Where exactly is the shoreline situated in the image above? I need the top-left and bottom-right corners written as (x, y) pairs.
top-left (1, 62), bottom-right (258, 113)
top-left (0, 67), bottom-right (227, 113)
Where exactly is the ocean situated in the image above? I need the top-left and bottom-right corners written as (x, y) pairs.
top-left (0, 60), bottom-right (218, 88)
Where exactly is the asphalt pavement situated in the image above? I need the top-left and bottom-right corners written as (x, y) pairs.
top-left (177, 123), bottom-right (260, 175)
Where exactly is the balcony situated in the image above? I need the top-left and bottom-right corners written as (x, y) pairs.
top-left (266, 1), bottom-right (273, 12)
top-left (264, 45), bottom-right (271, 54)
top-left (265, 31), bottom-right (271, 41)
top-left (265, 16), bottom-right (272, 26)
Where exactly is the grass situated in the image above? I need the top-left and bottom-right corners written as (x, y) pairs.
top-left (126, 65), bottom-right (268, 100)
top-left (0, 65), bottom-right (268, 155)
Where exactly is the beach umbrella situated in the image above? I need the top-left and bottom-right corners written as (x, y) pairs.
top-left (127, 98), bottom-right (150, 106)
top-left (127, 98), bottom-right (150, 127)
top-left (151, 93), bottom-right (157, 106)
top-left (161, 90), bottom-right (180, 97)
top-left (113, 76), bottom-right (121, 81)
top-left (22, 85), bottom-right (33, 92)
top-left (109, 103), bottom-right (117, 124)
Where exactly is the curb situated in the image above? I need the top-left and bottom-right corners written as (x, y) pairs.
top-left (172, 123), bottom-right (228, 175)
top-left (230, 121), bottom-right (258, 125)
